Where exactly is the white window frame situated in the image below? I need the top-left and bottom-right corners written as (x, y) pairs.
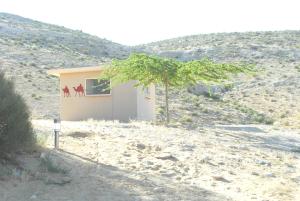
top-left (85, 78), bottom-right (112, 97)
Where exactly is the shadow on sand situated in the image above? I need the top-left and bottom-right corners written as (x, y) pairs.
top-left (2, 147), bottom-right (232, 201)
top-left (217, 125), bottom-right (300, 153)
top-left (53, 149), bottom-right (231, 201)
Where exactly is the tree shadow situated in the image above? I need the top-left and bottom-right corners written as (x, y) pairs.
top-left (216, 125), bottom-right (266, 133)
top-left (218, 126), bottom-right (300, 153)
top-left (52, 148), bottom-right (231, 201)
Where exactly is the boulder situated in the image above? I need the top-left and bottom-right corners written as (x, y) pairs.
top-left (188, 83), bottom-right (230, 97)
top-left (156, 154), bottom-right (178, 162)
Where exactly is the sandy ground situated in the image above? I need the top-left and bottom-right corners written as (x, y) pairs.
top-left (1, 120), bottom-right (300, 201)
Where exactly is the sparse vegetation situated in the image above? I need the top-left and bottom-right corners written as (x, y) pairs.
top-left (234, 102), bottom-right (274, 125)
top-left (202, 91), bottom-right (222, 101)
top-left (35, 133), bottom-right (48, 146)
top-left (181, 115), bottom-right (193, 123)
top-left (40, 154), bottom-right (69, 174)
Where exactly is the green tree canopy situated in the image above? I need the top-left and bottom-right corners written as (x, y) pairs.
top-left (101, 53), bottom-right (183, 87)
top-left (100, 53), bottom-right (254, 123)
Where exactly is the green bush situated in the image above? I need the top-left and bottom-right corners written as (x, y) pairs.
top-left (40, 154), bottom-right (69, 174)
top-left (0, 72), bottom-right (35, 153)
top-left (235, 103), bottom-right (274, 125)
top-left (181, 115), bottom-right (193, 123)
top-left (202, 91), bottom-right (221, 101)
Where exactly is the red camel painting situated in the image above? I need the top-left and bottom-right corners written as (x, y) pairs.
top-left (73, 84), bottom-right (85, 96)
top-left (62, 86), bottom-right (70, 97)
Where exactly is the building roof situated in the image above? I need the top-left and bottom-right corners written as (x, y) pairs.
top-left (47, 66), bottom-right (104, 77)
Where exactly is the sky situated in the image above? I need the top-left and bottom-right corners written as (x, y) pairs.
top-left (1, 0), bottom-right (300, 45)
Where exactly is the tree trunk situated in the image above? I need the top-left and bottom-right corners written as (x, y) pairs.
top-left (165, 83), bottom-right (170, 124)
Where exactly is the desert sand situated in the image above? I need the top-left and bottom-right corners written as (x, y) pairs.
top-left (0, 120), bottom-right (299, 201)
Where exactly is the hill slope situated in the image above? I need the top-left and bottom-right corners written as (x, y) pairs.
top-left (138, 31), bottom-right (300, 127)
top-left (0, 13), bottom-right (129, 61)
top-left (138, 31), bottom-right (300, 62)
top-left (0, 13), bottom-right (130, 118)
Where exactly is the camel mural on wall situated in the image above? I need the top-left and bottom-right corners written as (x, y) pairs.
top-left (62, 86), bottom-right (70, 97)
top-left (73, 84), bottom-right (85, 96)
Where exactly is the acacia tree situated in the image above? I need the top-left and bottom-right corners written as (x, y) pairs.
top-left (100, 53), bottom-right (253, 123)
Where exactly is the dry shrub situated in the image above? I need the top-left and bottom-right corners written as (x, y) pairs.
top-left (0, 72), bottom-right (35, 153)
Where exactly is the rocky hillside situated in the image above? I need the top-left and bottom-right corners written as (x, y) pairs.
top-left (0, 13), bottom-right (130, 118)
top-left (0, 13), bottom-right (129, 61)
top-left (137, 31), bottom-right (300, 63)
top-left (137, 31), bottom-right (300, 127)
top-left (1, 12), bottom-right (299, 127)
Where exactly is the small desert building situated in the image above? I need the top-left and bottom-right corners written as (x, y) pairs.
top-left (47, 66), bottom-right (155, 121)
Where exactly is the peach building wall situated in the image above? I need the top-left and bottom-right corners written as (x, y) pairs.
top-left (54, 69), bottom-right (155, 121)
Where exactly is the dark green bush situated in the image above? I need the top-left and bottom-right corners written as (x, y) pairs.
top-left (0, 72), bottom-right (34, 153)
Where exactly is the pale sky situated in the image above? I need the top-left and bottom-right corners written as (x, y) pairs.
top-left (1, 0), bottom-right (300, 45)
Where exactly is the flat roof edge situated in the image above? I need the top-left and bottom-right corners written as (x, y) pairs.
top-left (47, 66), bottom-right (105, 77)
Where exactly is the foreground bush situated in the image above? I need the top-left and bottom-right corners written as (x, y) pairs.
top-left (0, 72), bottom-right (34, 153)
